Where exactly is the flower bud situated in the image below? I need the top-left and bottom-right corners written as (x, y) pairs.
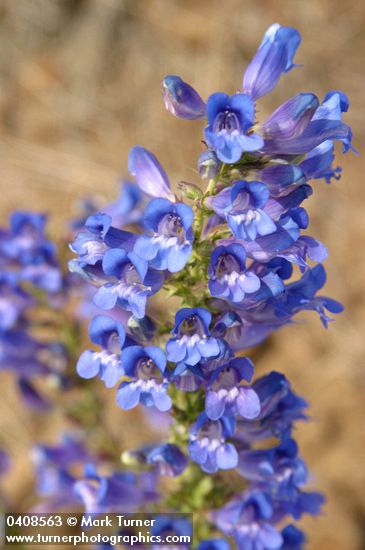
top-left (198, 150), bottom-right (220, 180)
top-left (162, 75), bottom-right (206, 120)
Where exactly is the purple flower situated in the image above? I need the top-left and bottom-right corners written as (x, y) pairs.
top-left (207, 181), bottom-right (276, 241)
top-left (235, 372), bottom-right (308, 444)
top-left (31, 436), bottom-right (89, 511)
top-left (212, 490), bottom-right (283, 550)
top-left (233, 212), bottom-right (301, 261)
top-left (205, 358), bottom-right (261, 421)
top-left (145, 443), bottom-right (187, 477)
top-left (117, 345), bottom-right (171, 411)
top-left (198, 150), bottom-right (220, 180)
top-left (0, 274), bottom-right (33, 330)
top-left (198, 541), bottom-right (230, 550)
top-left (74, 465), bottom-right (158, 513)
top-left (262, 91), bottom-right (353, 155)
top-left (299, 140), bottom-right (342, 183)
top-left (188, 413), bottom-right (238, 473)
top-left (261, 93), bottom-right (319, 143)
top-left (208, 243), bottom-right (261, 303)
top-left (128, 146), bottom-right (175, 201)
top-left (93, 248), bottom-right (163, 319)
top-left (76, 315), bottom-right (127, 388)
top-left (103, 181), bottom-right (143, 227)
top-left (204, 93), bottom-right (263, 163)
top-left (238, 439), bottom-right (307, 488)
top-left (162, 75), bottom-right (206, 120)
top-left (124, 443), bottom-right (187, 477)
top-left (281, 525), bottom-right (306, 549)
top-left (243, 24), bottom-right (301, 100)
top-left (166, 308), bottom-right (222, 367)
top-left (0, 211), bottom-right (62, 293)
top-left (134, 198), bottom-right (194, 272)
top-left (259, 163), bottom-right (306, 197)
top-left (70, 213), bottom-right (135, 265)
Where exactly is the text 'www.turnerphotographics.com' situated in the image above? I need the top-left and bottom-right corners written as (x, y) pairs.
top-left (4, 513), bottom-right (193, 546)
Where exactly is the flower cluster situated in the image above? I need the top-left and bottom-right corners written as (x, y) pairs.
top-left (0, 212), bottom-right (72, 409)
top-left (31, 435), bottom-right (158, 513)
top-left (67, 23), bottom-right (352, 548)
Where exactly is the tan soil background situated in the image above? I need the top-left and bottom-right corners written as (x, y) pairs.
top-left (0, 1), bottom-right (364, 549)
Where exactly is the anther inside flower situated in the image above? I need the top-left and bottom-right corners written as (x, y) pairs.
top-left (134, 198), bottom-right (194, 273)
top-left (121, 262), bottom-right (144, 286)
top-left (178, 314), bottom-right (206, 338)
top-left (209, 243), bottom-right (261, 302)
top-left (157, 213), bottom-right (184, 240)
top-left (204, 93), bottom-right (264, 163)
top-left (213, 110), bottom-right (241, 134)
top-left (136, 357), bottom-right (162, 381)
top-left (211, 365), bottom-right (239, 391)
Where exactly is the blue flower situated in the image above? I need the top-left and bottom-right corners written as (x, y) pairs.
top-left (0, 332), bottom-right (45, 377)
top-left (208, 243), bottom-right (261, 303)
top-left (116, 345), bottom-right (171, 412)
top-left (123, 443), bottom-right (187, 477)
top-left (299, 140), bottom-right (342, 183)
top-left (74, 465), bottom-right (158, 513)
top-left (0, 211), bottom-right (62, 293)
top-left (128, 146), bottom-right (175, 201)
top-left (0, 273), bottom-right (33, 330)
top-left (233, 212), bottom-right (301, 261)
top-left (273, 236), bottom-right (327, 271)
top-left (70, 213), bottom-right (135, 266)
top-left (148, 443), bottom-right (187, 476)
top-left (104, 181), bottom-right (143, 227)
top-left (235, 372), bottom-right (308, 444)
top-left (198, 540), bottom-right (230, 550)
top-left (33, 436), bottom-right (89, 472)
top-left (262, 91), bottom-right (353, 155)
top-left (162, 75), bottom-right (206, 120)
top-left (231, 258), bottom-right (287, 308)
top-left (259, 163), bottom-right (306, 196)
top-left (198, 150), bottom-right (220, 180)
top-left (188, 413), bottom-right (238, 473)
top-left (208, 181), bottom-right (276, 241)
top-left (76, 315), bottom-right (127, 388)
top-left (31, 436), bottom-right (89, 510)
top-left (243, 24), bottom-right (301, 100)
top-left (166, 308), bottom-right (222, 367)
top-left (261, 93), bottom-right (319, 143)
top-left (204, 93), bottom-right (263, 163)
top-left (205, 358), bottom-right (261, 421)
top-left (134, 198), bottom-right (194, 272)
top-left (280, 525), bottom-right (306, 549)
top-left (212, 490), bottom-right (283, 550)
top-left (93, 248), bottom-right (163, 319)
top-left (213, 309), bottom-right (272, 351)
top-left (238, 438), bottom-right (307, 487)
top-left (275, 264), bottom-right (343, 327)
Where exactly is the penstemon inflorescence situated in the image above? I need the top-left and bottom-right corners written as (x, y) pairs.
top-left (0, 22), bottom-right (352, 550)
top-left (67, 23), bottom-right (354, 548)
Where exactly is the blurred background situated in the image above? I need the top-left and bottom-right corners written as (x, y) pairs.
top-left (0, 1), bottom-right (364, 548)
